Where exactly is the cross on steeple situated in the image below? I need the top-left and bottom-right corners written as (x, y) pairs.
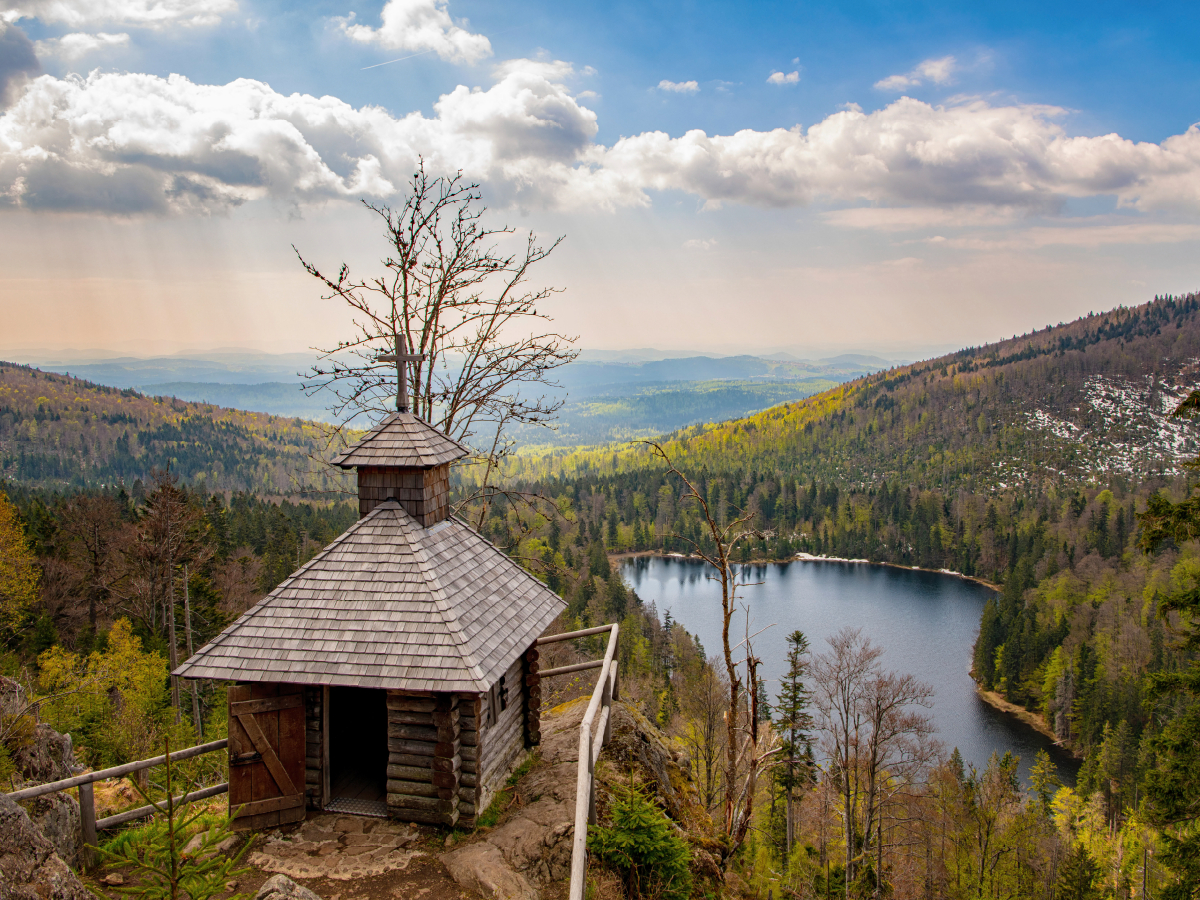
top-left (377, 345), bottom-right (425, 413)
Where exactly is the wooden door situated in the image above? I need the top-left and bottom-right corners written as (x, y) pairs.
top-left (228, 683), bottom-right (306, 831)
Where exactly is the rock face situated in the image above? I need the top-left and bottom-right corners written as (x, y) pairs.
top-left (441, 697), bottom-right (717, 900)
top-left (21, 792), bottom-right (82, 868)
top-left (0, 676), bottom-right (83, 867)
top-left (255, 874), bottom-right (324, 900)
top-left (1, 677), bottom-right (80, 782)
top-left (0, 794), bottom-right (91, 900)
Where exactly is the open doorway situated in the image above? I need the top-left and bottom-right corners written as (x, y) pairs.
top-left (327, 686), bottom-right (387, 816)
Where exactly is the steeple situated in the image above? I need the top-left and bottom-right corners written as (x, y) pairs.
top-left (331, 412), bottom-right (469, 524)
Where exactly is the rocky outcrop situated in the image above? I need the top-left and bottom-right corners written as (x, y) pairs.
top-left (20, 792), bottom-right (82, 868)
top-left (442, 843), bottom-right (539, 900)
top-left (1, 676), bottom-right (83, 866)
top-left (442, 697), bottom-right (714, 900)
top-left (255, 874), bottom-right (325, 900)
top-left (1, 676), bottom-right (79, 782)
top-left (0, 794), bottom-right (91, 900)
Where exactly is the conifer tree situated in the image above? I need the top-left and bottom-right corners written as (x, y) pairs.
top-left (775, 629), bottom-right (814, 855)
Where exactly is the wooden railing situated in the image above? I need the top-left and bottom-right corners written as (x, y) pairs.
top-left (6, 738), bottom-right (229, 865)
top-left (535, 622), bottom-right (621, 900)
top-left (13, 625), bottom-right (620, 889)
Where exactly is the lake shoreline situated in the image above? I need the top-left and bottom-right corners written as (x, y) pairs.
top-left (974, 686), bottom-right (1083, 760)
top-left (610, 549), bottom-right (1002, 593)
top-left (618, 551), bottom-right (1078, 768)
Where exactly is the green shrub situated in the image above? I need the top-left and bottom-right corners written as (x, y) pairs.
top-left (98, 741), bottom-right (249, 900)
top-left (588, 784), bottom-right (692, 900)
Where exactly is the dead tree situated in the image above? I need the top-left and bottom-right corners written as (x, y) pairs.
top-left (295, 160), bottom-right (578, 522)
top-left (643, 440), bottom-right (771, 856)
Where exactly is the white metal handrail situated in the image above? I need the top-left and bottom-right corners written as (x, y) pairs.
top-left (536, 622), bottom-right (620, 900)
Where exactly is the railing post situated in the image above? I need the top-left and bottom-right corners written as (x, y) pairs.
top-left (78, 780), bottom-right (97, 870)
top-left (587, 737), bottom-right (597, 826)
top-left (601, 669), bottom-right (613, 746)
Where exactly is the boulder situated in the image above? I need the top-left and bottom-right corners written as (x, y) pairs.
top-left (21, 791), bottom-right (81, 868)
top-left (255, 874), bottom-right (324, 900)
top-left (0, 794), bottom-right (91, 900)
top-left (441, 843), bottom-right (539, 900)
top-left (1, 677), bottom-right (80, 783)
top-left (0, 676), bottom-right (84, 864)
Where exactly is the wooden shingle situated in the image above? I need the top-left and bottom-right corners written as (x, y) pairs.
top-left (174, 501), bottom-right (565, 692)
top-left (331, 412), bottom-right (469, 469)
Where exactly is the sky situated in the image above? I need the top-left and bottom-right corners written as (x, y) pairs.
top-left (1, 0), bottom-right (1199, 359)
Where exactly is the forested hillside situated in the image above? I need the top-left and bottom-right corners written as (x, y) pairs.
top-left (463, 294), bottom-right (1200, 894)
top-left (0, 363), bottom-right (351, 495)
top-left (509, 293), bottom-right (1200, 489)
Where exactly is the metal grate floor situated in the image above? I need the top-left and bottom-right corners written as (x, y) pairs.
top-left (324, 797), bottom-right (388, 818)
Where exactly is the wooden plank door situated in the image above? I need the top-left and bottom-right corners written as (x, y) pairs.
top-left (228, 683), bottom-right (306, 831)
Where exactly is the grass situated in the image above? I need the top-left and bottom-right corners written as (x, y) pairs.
top-left (475, 751), bottom-right (539, 828)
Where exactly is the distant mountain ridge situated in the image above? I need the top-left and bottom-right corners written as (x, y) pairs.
top-left (0, 363), bottom-right (348, 495)
top-left (14, 350), bottom-right (895, 447)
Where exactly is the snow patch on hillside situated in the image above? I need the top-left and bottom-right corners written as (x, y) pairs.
top-left (1022, 374), bottom-right (1200, 479)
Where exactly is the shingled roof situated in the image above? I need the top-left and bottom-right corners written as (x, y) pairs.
top-left (331, 412), bottom-right (470, 469)
top-left (174, 501), bottom-right (565, 692)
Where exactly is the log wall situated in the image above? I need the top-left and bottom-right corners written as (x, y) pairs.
top-left (385, 691), bottom-right (459, 827)
top-left (303, 686), bottom-right (323, 809)
top-left (524, 644), bottom-right (541, 748)
top-left (456, 694), bottom-right (483, 825)
top-left (477, 656), bottom-right (528, 813)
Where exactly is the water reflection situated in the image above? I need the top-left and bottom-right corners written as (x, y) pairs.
top-left (622, 556), bottom-right (1079, 788)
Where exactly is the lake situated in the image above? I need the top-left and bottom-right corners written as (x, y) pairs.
top-left (621, 556), bottom-right (1079, 787)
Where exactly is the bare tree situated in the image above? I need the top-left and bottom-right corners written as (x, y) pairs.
top-left (295, 161), bottom-right (578, 519)
top-left (57, 494), bottom-right (130, 631)
top-left (644, 440), bottom-right (771, 854)
top-left (120, 471), bottom-right (211, 718)
top-left (811, 627), bottom-right (936, 898)
top-left (674, 653), bottom-right (729, 811)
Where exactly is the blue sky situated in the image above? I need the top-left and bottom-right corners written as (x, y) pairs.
top-left (1, 0), bottom-right (1199, 357)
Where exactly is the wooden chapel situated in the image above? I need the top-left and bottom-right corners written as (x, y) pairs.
top-left (175, 400), bottom-right (564, 830)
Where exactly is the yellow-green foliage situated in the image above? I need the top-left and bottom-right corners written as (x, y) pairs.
top-left (0, 490), bottom-right (38, 633)
top-left (37, 619), bottom-right (172, 766)
top-left (1053, 786), bottom-right (1162, 898)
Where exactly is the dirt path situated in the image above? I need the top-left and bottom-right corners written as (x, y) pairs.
top-left (87, 815), bottom-right (482, 900)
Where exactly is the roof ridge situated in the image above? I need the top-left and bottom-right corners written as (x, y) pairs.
top-left (402, 511), bottom-right (489, 690)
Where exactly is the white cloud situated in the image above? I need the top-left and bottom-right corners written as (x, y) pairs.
top-left (658, 79), bottom-right (698, 94)
top-left (0, 0), bottom-right (235, 28)
top-left (767, 70), bottom-right (799, 85)
top-left (3, 68), bottom-right (1200, 218)
top-left (34, 31), bottom-right (130, 59)
top-left (338, 0), bottom-right (491, 64)
top-left (683, 238), bottom-right (716, 250)
top-left (590, 98), bottom-right (1200, 212)
top-left (0, 60), bottom-right (598, 213)
top-left (875, 55), bottom-right (956, 91)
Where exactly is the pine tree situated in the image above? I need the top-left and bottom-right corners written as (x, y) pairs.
top-left (775, 629), bottom-right (813, 856)
top-left (1056, 843), bottom-right (1101, 900)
